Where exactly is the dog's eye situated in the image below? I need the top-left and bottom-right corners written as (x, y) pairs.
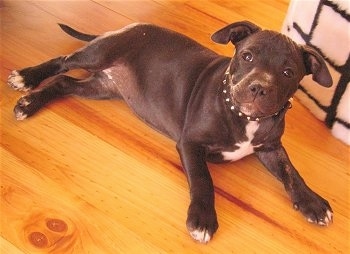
top-left (283, 68), bottom-right (294, 78)
top-left (242, 52), bottom-right (253, 62)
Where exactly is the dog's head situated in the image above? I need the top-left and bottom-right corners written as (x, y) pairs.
top-left (212, 21), bottom-right (332, 119)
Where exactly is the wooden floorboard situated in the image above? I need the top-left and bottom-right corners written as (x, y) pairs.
top-left (1, 1), bottom-right (349, 253)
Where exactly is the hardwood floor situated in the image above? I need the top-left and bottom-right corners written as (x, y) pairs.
top-left (1, 1), bottom-right (349, 253)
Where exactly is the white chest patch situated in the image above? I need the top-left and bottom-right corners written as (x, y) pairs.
top-left (222, 121), bottom-right (260, 161)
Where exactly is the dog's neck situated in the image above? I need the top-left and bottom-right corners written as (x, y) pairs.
top-left (222, 67), bottom-right (293, 122)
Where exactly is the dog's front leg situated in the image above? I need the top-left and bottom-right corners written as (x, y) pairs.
top-left (256, 146), bottom-right (333, 226)
top-left (176, 141), bottom-right (218, 243)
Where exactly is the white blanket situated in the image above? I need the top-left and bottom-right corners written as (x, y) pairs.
top-left (281, 0), bottom-right (350, 145)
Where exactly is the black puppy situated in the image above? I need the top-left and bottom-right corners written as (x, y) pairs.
top-left (8, 21), bottom-right (333, 243)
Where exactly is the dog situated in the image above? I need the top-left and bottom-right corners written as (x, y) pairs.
top-left (8, 21), bottom-right (333, 243)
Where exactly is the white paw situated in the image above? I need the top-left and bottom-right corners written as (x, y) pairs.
top-left (14, 96), bottom-right (31, 120)
top-left (8, 70), bottom-right (28, 91)
top-left (14, 110), bottom-right (28, 121)
top-left (307, 209), bottom-right (333, 226)
top-left (189, 229), bottom-right (211, 243)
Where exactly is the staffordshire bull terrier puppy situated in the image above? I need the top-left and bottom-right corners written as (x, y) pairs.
top-left (8, 21), bottom-right (333, 243)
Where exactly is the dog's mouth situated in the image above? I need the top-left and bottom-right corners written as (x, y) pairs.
top-left (231, 99), bottom-right (270, 118)
top-left (225, 95), bottom-right (292, 121)
top-left (232, 97), bottom-right (275, 116)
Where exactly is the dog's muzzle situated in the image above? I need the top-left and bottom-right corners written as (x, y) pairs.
top-left (222, 68), bottom-right (292, 121)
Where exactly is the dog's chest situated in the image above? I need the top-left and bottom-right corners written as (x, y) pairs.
top-left (221, 121), bottom-right (260, 161)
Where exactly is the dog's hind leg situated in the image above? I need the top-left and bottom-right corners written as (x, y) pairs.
top-left (8, 51), bottom-right (113, 92)
top-left (13, 73), bottom-right (121, 120)
top-left (8, 23), bottom-right (143, 92)
top-left (7, 43), bottom-right (118, 92)
top-left (8, 57), bottom-right (69, 91)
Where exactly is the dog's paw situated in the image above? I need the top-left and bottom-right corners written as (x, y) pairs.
top-left (8, 67), bottom-right (43, 91)
top-left (189, 228), bottom-right (211, 243)
top-left (14, 93), bottom-right (44, 120)
top-left (186, 201), bottom-right (218, 243)
top-left (8, 70), bottom-right (30, 91)
top-left (14, 96), bottom-right (32, 120)
top-left (293, 191), bottom-right (333, 226)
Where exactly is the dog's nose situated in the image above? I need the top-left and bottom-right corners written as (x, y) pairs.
top-left (249, 83), bottom-right (267, 96)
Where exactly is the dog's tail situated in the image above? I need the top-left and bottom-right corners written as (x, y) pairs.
top-left (58, 23), bottom-right (98, 42)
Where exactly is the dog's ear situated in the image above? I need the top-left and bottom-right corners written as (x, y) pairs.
top-left (302, 45), bottom-right (333, 87)
top-left (211, 21), bottom-right (261, 45)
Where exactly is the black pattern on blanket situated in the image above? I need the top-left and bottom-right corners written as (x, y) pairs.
top-left (282, 0), bottom-right (350, 145)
